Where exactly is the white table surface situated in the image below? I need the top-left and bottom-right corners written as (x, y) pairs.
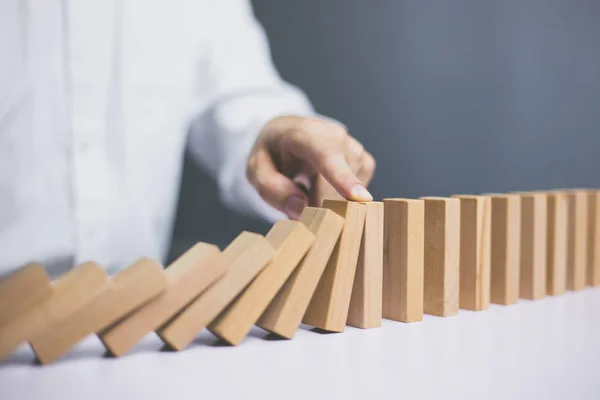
top-left (1, 288), bottom-right (599, 400)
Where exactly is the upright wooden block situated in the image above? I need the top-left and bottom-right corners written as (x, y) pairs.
top-left (547, 192), bottom-right (568, 295)
top-left (99, 243), bottom-right (226, 357)
top-left (157, 232), bottom-right (274, 350)
top-left (421, 197), bottom-right (460, 317)
top-left (452, 195), bottom-right (491, 311)
top-left (347, 202), bottom-right (383, 328)
top-left (565, 190), bottom-right (588, 291)
top-left (257, 208), bottom-right (344, 339)
top-left (488, 194), bottom-right (521, 305)
top-left (0, 262), bottom-right (109, 361)
top-left (518, 192), bottom-right (548, 300)
top-left (209, 221), bottom-right (315, 345)
top-left (382, 199), bottom-right (424, 322)
top-left (29, 258), bottom-right (167, 364)
top-left (587, 190), bottom-right (600, 286)
top-left (0, 264), bottom-right (52, 328)
top-left (303, 200), bottom-right (366, 332)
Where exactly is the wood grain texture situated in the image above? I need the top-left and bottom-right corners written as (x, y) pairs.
top-left (257, 208), bottom-right (344, 339)
top-left (518, 192), bottom-right (548, 300)
top-left (0, 264), bottom-right (52, 328)
top-left (382, 199), bottom-right (424, 322)
top-left (488, 194), bottom-right (521, 305)
top-left (421, 197), bottom-right (460, 317)
top-left (546, 192), bottom-right (568, 295)
top-left (303, 200), bottom-right (366, 332)
top-left (99, 243), bottom-right (226, 357)
top-left (209, 221), bottom-right (315, 345)
top-left (588, 190), bottom-right (600, 286)
top-left (347, 202), bottom-right (383, 328)
top-left (565, 190), bottom-right (588, 291)
top-left (157, 232), bottom-right (274, 350)
top-left (30, 258), bottom-right (167, 364)
top-left (452, 195), bottom-right (491, 311)
top-left (0, 262), bottom-right (108, 361)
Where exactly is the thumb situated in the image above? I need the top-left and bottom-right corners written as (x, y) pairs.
top-left (247, 147), bottom-right (308, 219)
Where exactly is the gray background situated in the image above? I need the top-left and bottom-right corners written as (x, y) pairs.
top-left (168, 0), bottom-right (600, 261)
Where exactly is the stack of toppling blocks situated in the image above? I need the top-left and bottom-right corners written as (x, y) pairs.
top-left (1, 188), bottom-right (599, 365)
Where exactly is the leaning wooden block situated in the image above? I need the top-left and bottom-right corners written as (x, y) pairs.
top-left (488, 194), bottom-right (521, 305)
top-left (347, 202), bottom-right (384, 329)
top-left (546, 192), bottom-right (568, 295)
top-left (517, 192), bottom-right (548, 300)
top-left (382, 199), bottom-right (424, 323)
top-left (257, 208), bottom-right (344, 339)
top-left (209, 221), bottom-right (315, 345)
top-left (565, 190), bottom-right (588, 291)
top-left (0, 264), bottom-right (52, 328)
top-left (588, 190), bottom-right (600, 286)
top-left (452, 195), bottom-right (491, 311)
top-left (303, 200), bottom-right (366, 332)
top-left (421, 197), bottom-right (460, 317)
top-left (29, 258), bottom-right (167, 364)
top-left (0, 262), bottom-right (108, 361)
top-left (99, 243), bottom-right (226, 357)
top-left (157, 232), bottom-right (274, 350)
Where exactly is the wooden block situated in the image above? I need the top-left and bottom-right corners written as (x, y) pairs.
top-left (452, 195), bottom-right (491, 311)
top-left (565, 190), bottom-right (588, 291)
top-left (587, 190), bottom-right (600, 286)
top-left (518, 192), bottom-right (548, 300)
top-left (29, 258), bottom-right (167, 364)
top-left (347, 202), bottom-right (383, 328)
top-left (0, 264), bottom-right (52, 328)
top-left (382, 199), bottom-right (424, 323)
top-left (98, 243), bottom-right (226, 357)
top-left (546, 192), bottom-right (568, 295)
top-left (303, 200), bottom-right (366, 332)
top-left (488, 194), bottom-right (521, 305)
top-left (157, 232), bottom-right (274, 350)
top-left (0, 262), bottom-right (108, 361)
top-left (257, 208), bottom-right (344, 339)
top-left (209, 221), bottom-right (315, 345)
top-left (421, 197), bottom-right (460, 317)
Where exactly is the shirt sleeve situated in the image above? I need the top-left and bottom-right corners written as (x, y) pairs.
top-left (186, 0), bottom-right (314, 223)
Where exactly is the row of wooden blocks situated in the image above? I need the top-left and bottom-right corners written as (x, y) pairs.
top-left (1, 189), bottom-right (599, 365)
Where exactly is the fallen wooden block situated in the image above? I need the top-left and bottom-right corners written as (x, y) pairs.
top-left (0, 262), bottom-right (108, 361)
top-left (347, 201), bottom-right (384, 329)
top-left (382, 199), bottom-right (424, 323)
top-left (488, 194), bottom-right (521, 305)
top-left (0, 264), bottom-right (52, 328)
top-left (421, 197), bottom-right (460, 317)
top-left (518, 192), bottom-right (547, 300)
top-left (565, 190), bottom-right (588, 291)
top-left (209, 221), bottom-right (315, 345)
top-left (99, 243), bottom-right (226, 357)
top-left (29, 258), bottom-right (167, 364)
top-left (588, 190), bottom-right (600, 286)
top-left (546, 191), bottom-right (568, 295)
top-left (303, 200), bottom-right (366, 332)
top-left (257, 208), bottom-right (344, 339)
top-left (157, 232), bottom-right (274, 350)
top-left (452, 195), bottom-right (491, 311)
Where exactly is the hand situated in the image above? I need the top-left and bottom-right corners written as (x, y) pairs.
top-left (247, 115), bottom-right (376, 219)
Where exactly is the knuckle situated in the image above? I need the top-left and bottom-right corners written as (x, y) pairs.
top-left (364, 153), bottom-right (376, 173)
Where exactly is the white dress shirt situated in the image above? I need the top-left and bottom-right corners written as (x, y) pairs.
top-left (0, 0), bottom-right (314, 277)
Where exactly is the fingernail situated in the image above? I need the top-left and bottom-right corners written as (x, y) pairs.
top-left (350, 184), bottom-right (373, 201)
top-left (284, 195), bottom-right (308, 220)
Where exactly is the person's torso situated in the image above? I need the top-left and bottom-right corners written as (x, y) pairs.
top-left (0, 0), bottom-right (229, 277)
